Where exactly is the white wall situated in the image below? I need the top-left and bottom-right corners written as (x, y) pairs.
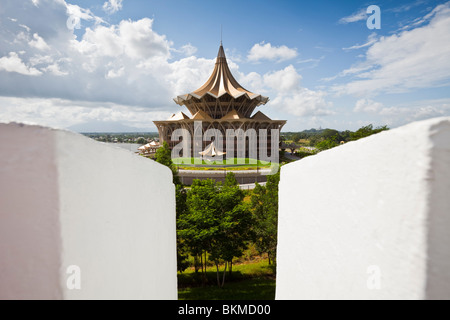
top-left (0, 123), bottom-right (177, 300)
top-left (276, 117), bottom-right (450, 300)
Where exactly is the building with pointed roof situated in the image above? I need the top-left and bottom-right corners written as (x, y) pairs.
top-left (154, 44), bottom-right (286, 160)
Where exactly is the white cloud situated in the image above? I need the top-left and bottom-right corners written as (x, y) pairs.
top-left (270, 87), bottom-right (334, 117)
top-left (29, 33), bottom-right (50, 51)
top-left (263, 65), bottom-right (301, 92)
top-left (180, 43), bottom-right (198, 56)
top-left (66, 3), bottom-right (104, 26)
top-left (0, 96), bottom-right (171, 131)
top-left (333, 2), bottom-right (450, 97)
top-left (0, 52), bottom-right (42, 76)
top-left (343, 33), bottom-right (378, 51)
top-left (106, 66), bottom-right (125, 79)
top-left (339, 8), bottom-right (367, 24)
top-left (73, 18), bottom-right (172, 60)
top-left (0, 0), bottom-right (333, 130)
top-left (349, 97), bottom-right (450, 128)
top-left (379, 99), bottom-right (450, 127)
top-left (164, 56), bottom-right (215, 97)
top-left (262, 65), bottom-right (334, 117)
top-left (248, 42), bottom-right (298, 63)
top-left (42, 62), bottom-right (69, 76)
top-left (103, 0), bottom-right (123, 14)
top-left (354, 98), bottom-right (383, 113)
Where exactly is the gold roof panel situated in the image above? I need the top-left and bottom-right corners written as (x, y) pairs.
top-left (174, 44), bottom-right (269, 106)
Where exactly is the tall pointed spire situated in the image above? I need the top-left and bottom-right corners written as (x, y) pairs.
top-left (173, 43), bottom-right (269, 118)
top-left (217, 43), bottom-right (226, 61)
top-left (189, 43), bottom-right (255, 99)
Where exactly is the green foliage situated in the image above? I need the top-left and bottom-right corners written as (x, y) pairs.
top-left (251, 171), bottom-right (280, 265)
top-left (176, 184), bottom-right (190, 273)
top-left (177, 174), bottom-right (255, 287)
top-left (136, 137), bottom-right (147, 144)
top-left (155, 141), bottom-right (173, 167)
top-left (178, 259), bottom-right (276, 300)
top-left (294, 150), bottom-right (317, 159)
top-left (154, 141), bottom-right (181, 185)
top-left (282, 124), bottom-right (389, 150)
top-left (224, 172), bottom-right (239, 187)
top-left (321, 129), bottom-right (340, 140)
top-left (315, 136), bottom-right (340, 151)
top-left (349, 124), bottom-right (389, 141)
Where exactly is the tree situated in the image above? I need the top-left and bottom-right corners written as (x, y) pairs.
top-left (211, 174), bottom-right (254, 286)
top-left (315, 136), bottom-right (339, 151)
top-left (178, 179), bottom-right (217, 285)
top-left (251, 171), bottom-right (280, 265)
top-left (321, 129), bottom-right (340, 140)
top-left (155, 141), bottom-right (173, 167)
top-left (224, 171), bottom-right (238, 187)
top-left (154, 141), bottom-right (181, 185)
top-left (175, 184), bottom-right (189, 273)
top-left (155, 142), bottom-right (186, 273)
top-left (349, 124), bottom-right (389, 141)
top-left (178, 174), bottom-right (254, 287)
top-left (136, 137), bottom-right (147, 144)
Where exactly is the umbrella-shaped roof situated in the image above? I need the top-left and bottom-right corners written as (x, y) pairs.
top-left (174, 44), bottom-right (268, 106)
top-left (199, 141), bottom-right (226, 157)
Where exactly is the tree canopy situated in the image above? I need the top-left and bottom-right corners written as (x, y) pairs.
top-left (177, 174), bottom-right (254, 287)
top-left (154, 141), bottom-right (180, 184)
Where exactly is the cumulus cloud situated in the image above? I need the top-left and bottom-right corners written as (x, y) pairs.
top-left (247, 42), bottom-right (298, 63)
top-left (333, 2), bottom-right (450, 96)
top-left (354, 98), bottom-right (383, 113)
top-left (29, 33), bottom-right (50, 51)
top-left (0, 96), bottom-right (171, 131)
top-left (379, 99), bottom-right (450, 126)
top-left (180, 43), bottom-right (198, 56)
top-left (67, 3), bottom-right (104, 26)
top-left (0, 0), bottom-right (333, 130)
top-left (261, 65), bottom-right (333, 117)
top-left (269, 87), bottom-right (334, 117)
top-left (103, 0), bottom-right (123, 14)
top-left (0, 52), bottom-right (42, 76)
top-left (72, 18), bottom-right (172, 60)
top-left (263, 65), bottom-right (302, 92)
top-left (350, 97), bottom-right (450, 128)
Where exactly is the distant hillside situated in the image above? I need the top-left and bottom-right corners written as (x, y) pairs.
top-left (68, 120), bottom-right (155, 133)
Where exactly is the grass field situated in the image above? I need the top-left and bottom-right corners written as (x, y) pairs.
top-left (178, 258), bottom-right (276, 300)
top-left (173, 157), bottom-right (274, 171)
top-left (173, 157), bottom-right (271, 166)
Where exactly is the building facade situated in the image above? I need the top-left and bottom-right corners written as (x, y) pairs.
top-left (154, 44), bottom-right (286, 161)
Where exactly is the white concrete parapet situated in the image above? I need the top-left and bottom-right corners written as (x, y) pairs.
top-left (0, 123), bottom-right (177, 299)
top-left (276, 117), bottom-right (450, 300)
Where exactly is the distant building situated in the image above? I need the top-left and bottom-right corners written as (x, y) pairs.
top-left (154, 44), bottom-right (286, 159)
top-left (138, 140), bottom-right (160, 155)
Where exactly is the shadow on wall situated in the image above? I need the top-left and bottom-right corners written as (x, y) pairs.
top-left (0, 123), bottom-right (177, 300)
top-left (276, 117), bottom-right (450, 300)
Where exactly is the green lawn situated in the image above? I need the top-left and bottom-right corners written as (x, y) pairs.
top-left (174, 157), bottom-right (274, 171)
top-left (173, 157), bottom-right (271, 167)
top-left (178, 259), bottom-right (276, 300)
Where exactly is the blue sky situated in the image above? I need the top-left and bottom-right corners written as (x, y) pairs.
top-left (0, 0), bottom-right (449, 131)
